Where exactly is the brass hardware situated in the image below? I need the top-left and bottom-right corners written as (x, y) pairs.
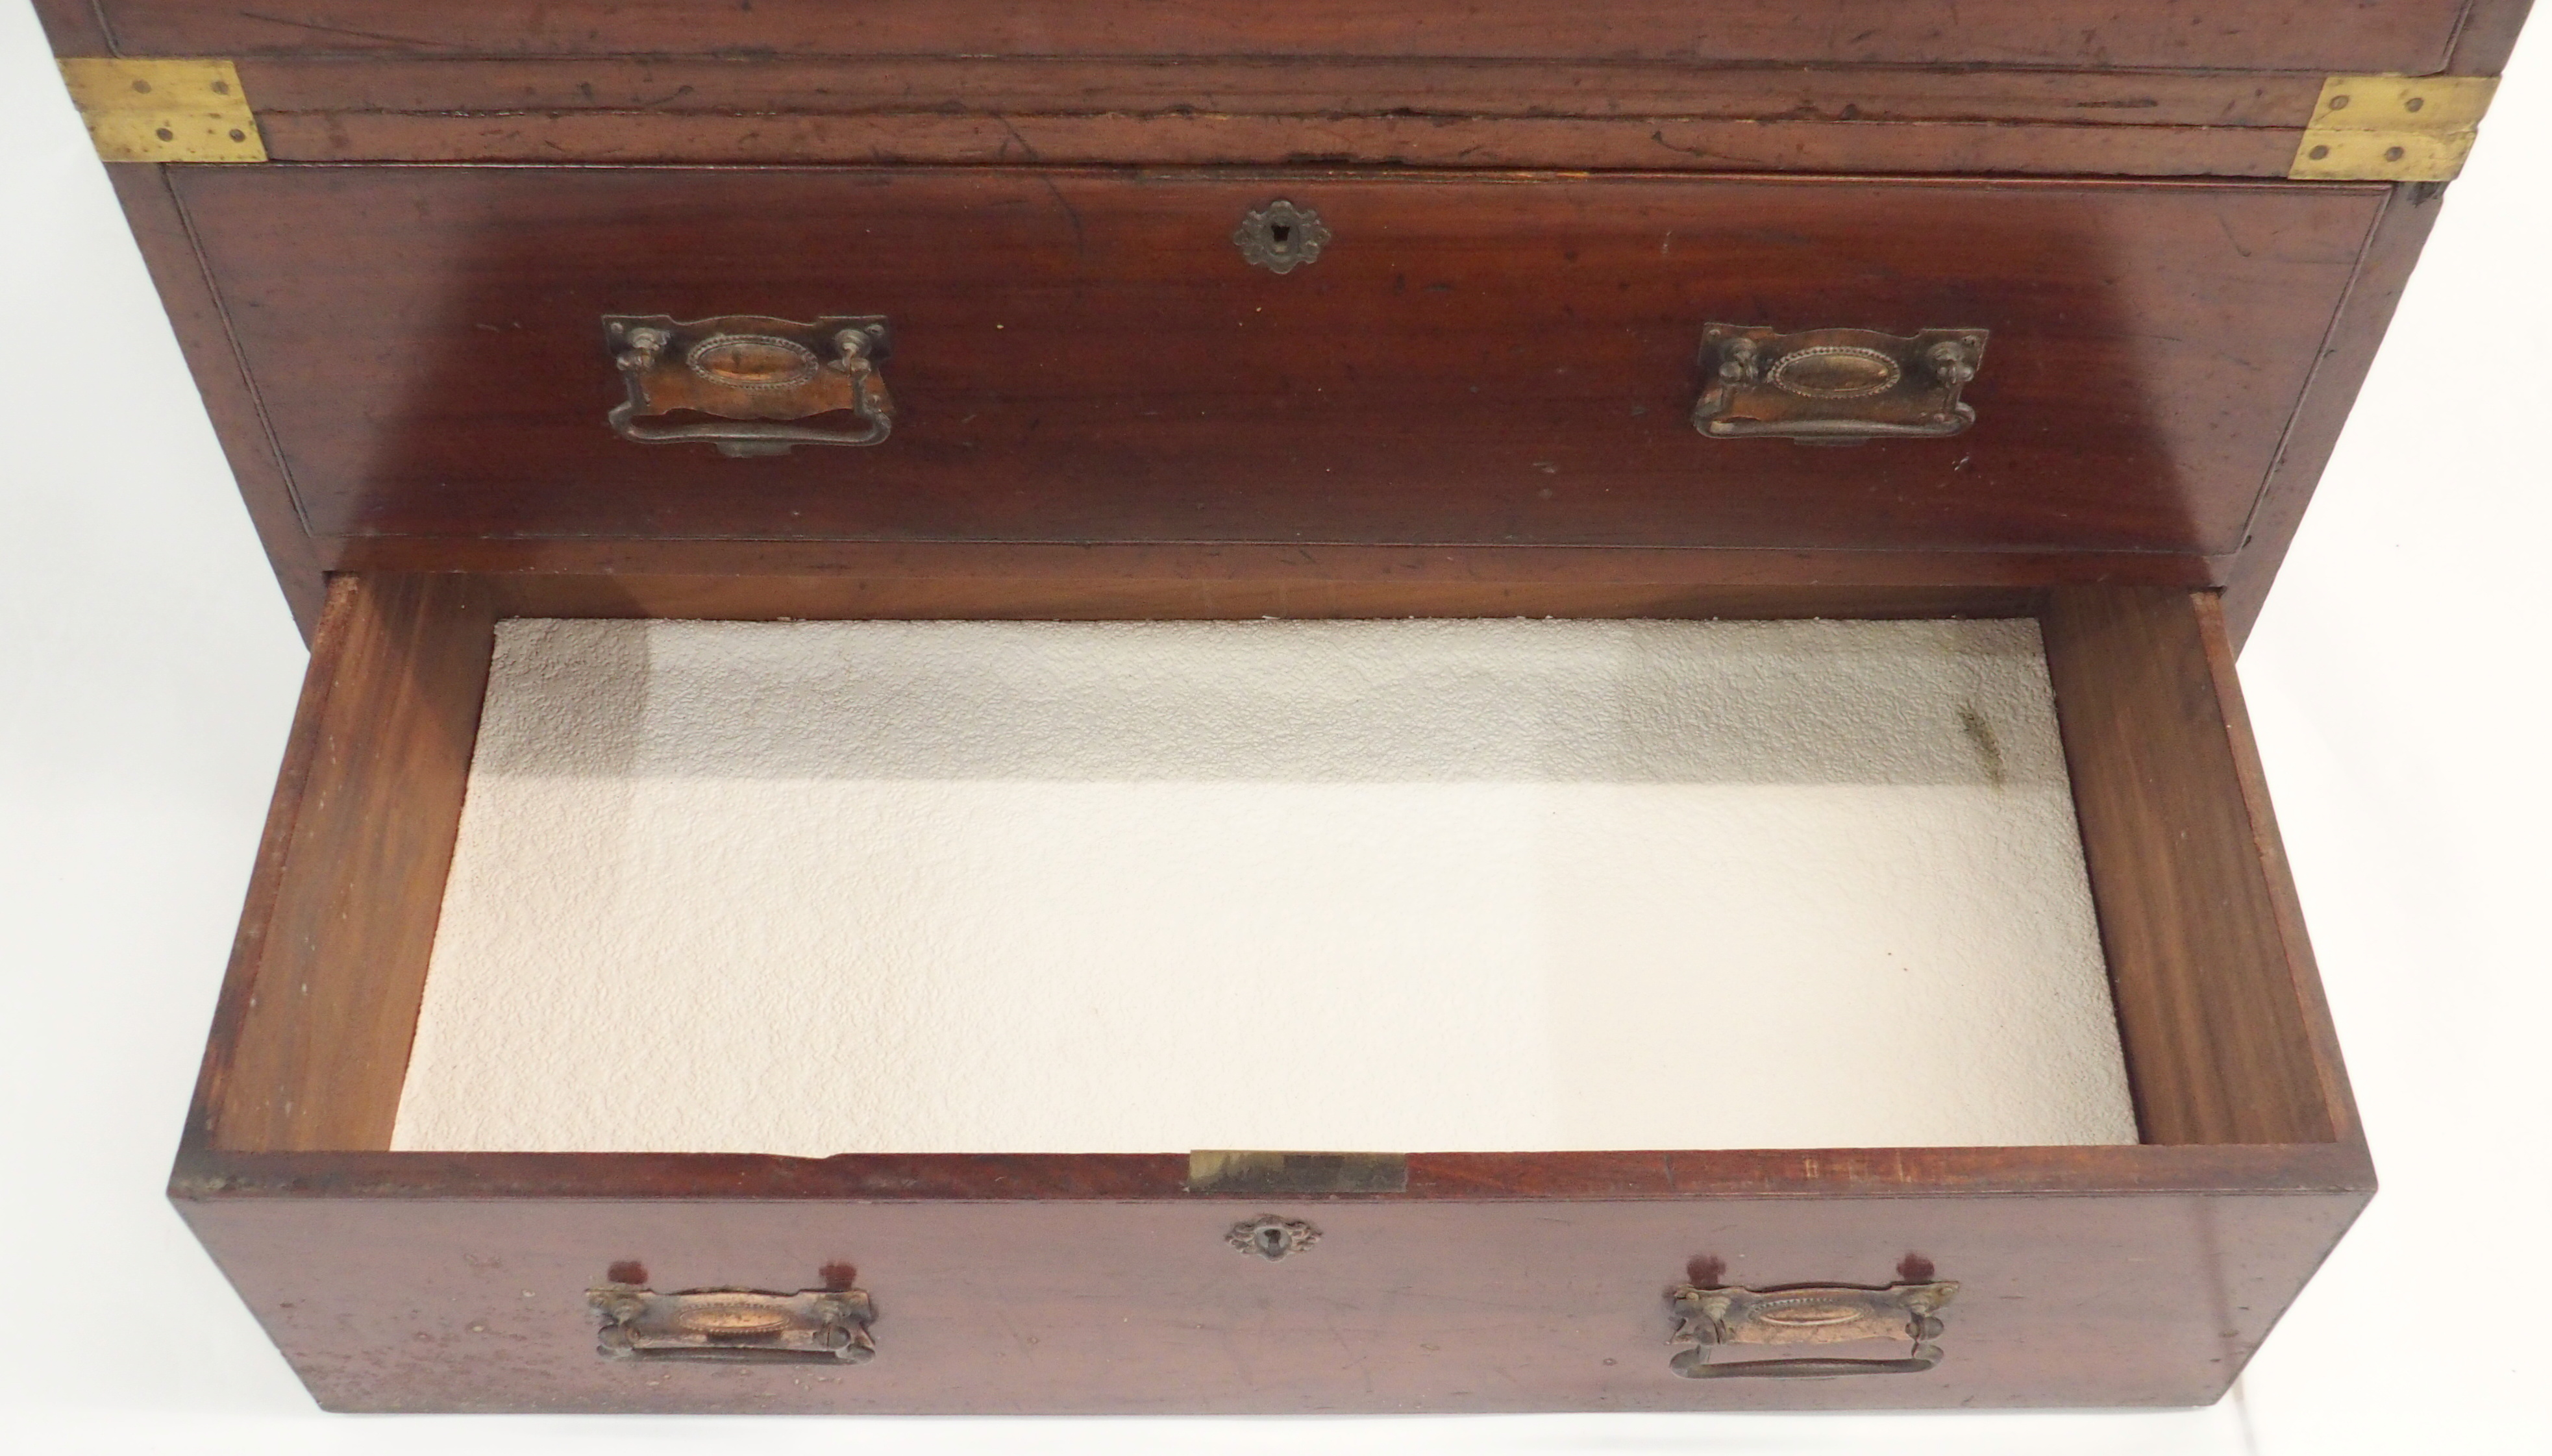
top-left (588, 1283), bottom-right (876, 1364)
top-left (1227, 1215), bottom-right (1322, 1261)
top-left (2290, 75), bottom-right (2499, 182)
top-left (1667, 1280), bottom-right (1957, 1379)
top-left (1187, 1150), bottom-right (1408, 1194)
top-left (1694, 324), bottom-right (1987, 443)
top-left (58, 59), bottom-right (264, 164)
top-left (1233, 200), bottom-right (1331, 273)
top-left (604, 314), bottom-right (893, 457)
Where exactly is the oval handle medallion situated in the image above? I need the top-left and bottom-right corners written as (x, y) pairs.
top-left (1667, 1278), bottom-right (1958, 1379)
top-left (1694, 324), bottom-right (1987, 442)
top-left (1750, 1297), bottom-right (1876, 1327)
top-left (685, 334), bottom-right (820, 391)
top-left (669, 1300), bottom-right (798, 1339)
top-left (590, 1280), bottom-right (877, 1364)
top-left (1767, 345), bottom-right (1902, 399)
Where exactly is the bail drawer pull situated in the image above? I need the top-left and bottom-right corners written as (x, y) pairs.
top-left (1666, 1279), bottom-right (1957, 1378)
top-left (604, 313), bottom-right (893, 456)
top-left (1693, 324), bottom-right (1987, 443)
top-left (589, 1281), bottom-right (876, 1364)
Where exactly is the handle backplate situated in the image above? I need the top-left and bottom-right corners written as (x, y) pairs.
top-left (1694, 324), bottom-right (1987, 442)
top-left (604, 313), bottom-right (893, 456)
top-left (1668, 1279), bottom-right (1957, 1378)
top-left (589, 1282), bottom-right (876, 1364)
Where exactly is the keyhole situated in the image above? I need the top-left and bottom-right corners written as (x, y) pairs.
top-left (1255, 1226), bottom-right (1290, 1259)
top-left (1269, 223), bottom-right (1293, 247)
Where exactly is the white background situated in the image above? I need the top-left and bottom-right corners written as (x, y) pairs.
top-left (2, 8), bottom-right (2544, 1452)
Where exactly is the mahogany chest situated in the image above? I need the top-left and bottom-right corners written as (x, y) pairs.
top-left (29, 0), bottom-right (2533, 1415)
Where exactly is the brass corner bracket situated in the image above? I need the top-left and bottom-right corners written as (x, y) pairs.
top-left (58, 58), bottom-right (264, 164)
top-left (2289, 74), bottom-right (2497, 182)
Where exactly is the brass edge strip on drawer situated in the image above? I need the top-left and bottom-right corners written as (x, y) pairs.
top-left (2288, 73), bottom-right (2498, 181)
top-left (59, 58), bottom-right (266, 163)
top-left (1187, 1150), bottom-right (1409, 1194)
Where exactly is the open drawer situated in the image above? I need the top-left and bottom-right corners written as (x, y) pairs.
top-left (172, 574), bottom-right (2368, 1414)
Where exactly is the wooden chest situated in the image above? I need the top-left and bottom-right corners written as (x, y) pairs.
top-left (31, 0), bottom-right (2531, 1415)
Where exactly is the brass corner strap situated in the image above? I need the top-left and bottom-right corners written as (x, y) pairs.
top-left (2290, 74), bottom-right (2498, 182)
top-left (58, 58), bottom-right (264, 164)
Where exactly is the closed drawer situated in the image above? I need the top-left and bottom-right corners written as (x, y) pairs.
top-left (167, 167), bottom-right (2385, 561)
top-left (173, 574), bottom-right (2368, 1413)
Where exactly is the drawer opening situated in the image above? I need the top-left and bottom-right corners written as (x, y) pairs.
top-left (186, 577), bottom-right (2346, 1159)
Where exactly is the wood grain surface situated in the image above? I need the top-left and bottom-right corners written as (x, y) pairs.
top-left (2225, 181), bottom-right (2444, 640)
top-left (215, 58), bottom-right (2326, 174)
top-left (191, 574), bottom-right (497, 1152)
top-left (480, 574), bottom-right (2046, 623)
top-left (247, 108), bottom-right (2319, 177)
top-left (170, 1183), bottom-right (2368, 1411)
top-left (163, 167), bottom-right (2385, 563)
top-left (325, 539), bottom-right (2231, 591)
top-left (103, 166), bottom-right (324, 633)
top-left (86, 0), bottom-right (2477, 72)
top-left (2042, 587), bottom-right (2340, 1146)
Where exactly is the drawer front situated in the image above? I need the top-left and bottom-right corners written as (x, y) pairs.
top-left (171, 167), bottom-right (2383, 560)
top-left (182, 1189), bottom-right (2360, 1413)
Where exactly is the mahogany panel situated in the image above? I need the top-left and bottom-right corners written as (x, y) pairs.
top-left (253, 112), bottom-right (2305, 176)
top-left (171, 1141), bottom-right (2375, 1204)
top-left (2192, 591), bottom-right (2368, 1148)
top-left (93, 0), bottom-right (2471, 72)
top-left (105, 166), bottom-right (324, 634)
top-left (167, 167), bottom-right (2385, 560)
top-left (2448, 0), bottom-right (2541, 72)
top-left (229, 57), bottom-right (2322, 174)
top-left (2041, 587), bottom-right (2338, 1146)
top-left (232, 58), bottom-right (2331, 127)
top-left (2226, 181), bottom-right (2443, 639)
top-left (482, 574), bottom-right (2041, 623)
top-left (195, 574), bottom-right (497, 1153)
top-left (325, 539), bottom-right (2231, 591)
top-left (27, 0), bottom-right (108, 51)
top-left (173, 1187), bottom-right (2366, 1412)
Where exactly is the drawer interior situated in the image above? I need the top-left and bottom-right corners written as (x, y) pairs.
top-left (395, 613), bottom-right (2131, 1155)
top-left (190, 576), bottom-right (2345, 1158)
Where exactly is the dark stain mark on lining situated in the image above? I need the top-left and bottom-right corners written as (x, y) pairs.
top-left (1958, 704), bottom-right (2007, 787)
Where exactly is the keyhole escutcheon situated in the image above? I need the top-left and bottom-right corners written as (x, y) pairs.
top-left (1233, 201), bottom-right (1330, 274)
top-left (1228, 1215), bottom-right (1320, 1260)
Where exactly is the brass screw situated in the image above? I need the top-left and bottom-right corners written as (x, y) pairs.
top-left (130, 79), bottom-right (150, 93)
top-left (2405, 96), bottom-right (2425, 112)
top-left (155, 127), bottom-right (174, 142)
top-left (2309, 145), bottom-right (2331, 160)
top-left (212, 80), bottom-right (230, 95)
top-left (229, 129), bottom-right (246, 142)
top-left (2329, 94), bottom-right (2351, 110)
top-left (2385, 146), bottom-right (2406, 162)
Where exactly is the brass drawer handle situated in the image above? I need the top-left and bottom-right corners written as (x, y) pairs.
top-left (604, 313), bottom-right (893, 457)
top-left (1693, 323), bottom-right (1986, 443)
top-left (589, 1281), bottom-right (876, 1364)
top-left (1667, 1279), bottom-right (1957, 1378)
